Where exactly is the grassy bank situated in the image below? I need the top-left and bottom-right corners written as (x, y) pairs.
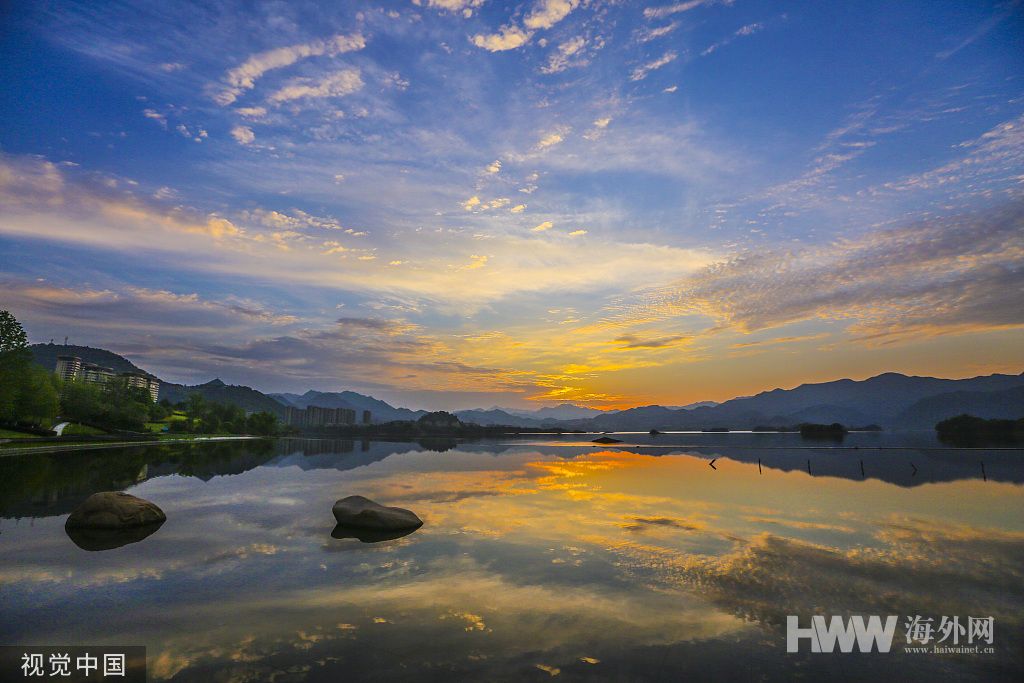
top-left (0, 434), bottom-right (264, 456)
top-left (0, 428), bottom-right (42, 439)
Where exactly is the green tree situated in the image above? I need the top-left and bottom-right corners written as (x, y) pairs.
top-left (0, 310), bottom-right (28, 353)
top-left (0, 310), bottom-right (44, 426)
top-left (60, 377), bottom-right (150, 432)
top-left (245, 411), bottom-right (279, 436)
top-left (60, 380), bottom-right (106, 425)
top-left (16, 366), bottom-right (60, 427)
top-left (0, 350), bottom-right (24, 422)
top-left (186, 393), bottom-right (206, 432)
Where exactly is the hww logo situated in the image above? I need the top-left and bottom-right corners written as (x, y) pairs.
top-left (787, 615), bottom-right (898, 653)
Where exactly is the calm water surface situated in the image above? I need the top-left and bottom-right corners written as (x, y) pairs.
top-left (1, 435), bottom-right (1022, 681)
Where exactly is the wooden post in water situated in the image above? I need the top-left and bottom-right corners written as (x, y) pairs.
top-left (758, 458), bottom-right (762, 474)
top-left (981, 461), bottom-right (987, 482)
top-left (860, 459), bottom-right (865, 478)
top-left (806, 459), bottom-right (811, 475)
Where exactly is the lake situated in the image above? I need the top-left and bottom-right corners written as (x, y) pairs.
top-left (1, 434), bottom-right (1022, 681)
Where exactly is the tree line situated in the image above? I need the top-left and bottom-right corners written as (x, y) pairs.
top-left (0, 310), bottom-right (281, 436)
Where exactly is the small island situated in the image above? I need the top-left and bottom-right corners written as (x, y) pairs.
top-left (799, 422), bottom-right (849, 439)
top-left (936, 414), bottom-right (1024, 446)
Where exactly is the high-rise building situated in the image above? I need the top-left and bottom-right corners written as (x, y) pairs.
top-left (55, 355), bottom-right (82, 382)
top-left (284, 405), bottom-right (357, 428)
top-left (362, 410), bottom-right (372, 424)
top-left (53, 355), bottom-right (160, 402)
top-left (81, 363), bottom-right (116, 384)
top-left (120, 372), bottom-right (161, 402)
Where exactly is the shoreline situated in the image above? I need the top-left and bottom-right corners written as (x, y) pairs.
top-left (3, 433), bottom-right (1022, 457)
top-left (0, 435), bottom-right (264, 456)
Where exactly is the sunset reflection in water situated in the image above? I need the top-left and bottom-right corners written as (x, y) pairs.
top-left (0, 439), bottom-right (1020, 681)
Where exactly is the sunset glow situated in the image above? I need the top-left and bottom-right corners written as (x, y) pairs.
top-left (1, 0), bottom-right (1021, 409)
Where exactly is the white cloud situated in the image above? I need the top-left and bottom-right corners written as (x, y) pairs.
top-left (463, 195), bottom-right (481, 210)
top-left (531, 221), bottom-right (554, 232)
top-left (584, 117), bottom-right (613, 141)
top-left (485, 160), bottom-right (502, 174)
top-left (643, 0), bottom-right (729, 20)
top-left (242, 208), bottom-right (345, 231)
top-left (235, 106), bottom-right (267, 119)
top-left (524, 0), bottom-right (580, 30)
top-left (629, 202), bottom-right (1024, 342)
top-left (231, 125), bottom-right (255, 145)
top-left (631, 51), bottom-right (677, 81)
top-left (470, 1), bottom-right (580, 53)
top-left (0, 153), bottom-right (717, 312)
top-left (536, 127), bottom-right (570, 149)
top-left (540, 36), bottom-right (588, 74)
top-left (568, 229), bottom-right (587, 237)
top-left (638, 21), bottom-right (680, 42)
top-left (414, 0), bottom-right (484, 13)
top-left (702, 22), bottom-right (764, 56)
top-left (510, 204), bottom-right (526, 213)
top-left (471, 25), bottom-right (533, 52)
top-left (268, 68), bottom-right (363, 104)
top-left (877, 114), bottom-right (1024, 195)
top-left (142, 109), bottom-right (167, 128)
top-left (663, 85), bottom-right (678, 93)
top-left (214, 33), bottom-right (365, 105)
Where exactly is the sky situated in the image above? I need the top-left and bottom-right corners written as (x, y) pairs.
top-left (0, 0), bottom-right (1022, 411)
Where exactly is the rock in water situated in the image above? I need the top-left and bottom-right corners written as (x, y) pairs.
top-left (332, 496), bottom-right (423, 531)
top-left (591, 436), bottom-right (623, 444)
top-left (65, 491), bottom-right (166, 529)
top-left (67, 523), bottom-right (164, 551)
top-left (331, 525), bottom-right (419, 544)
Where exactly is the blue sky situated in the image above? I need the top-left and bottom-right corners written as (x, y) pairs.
top-left (1, 0), bottom-right (1022, 410)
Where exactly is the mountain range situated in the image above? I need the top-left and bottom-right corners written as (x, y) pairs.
top-left (270, 390), bottom-right (424, 422)
top-left (28, 343), bottom-right (1024, 430)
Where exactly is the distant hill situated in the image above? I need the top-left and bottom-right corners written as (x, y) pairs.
top-left (578, 405), bottom-right (692, 431)
top-left (269, 390), bottom-right (425, 423)
top-left (161, 379), bottom-right (288, 417)
top-left (896, 385), bottom-right (1024, 429)
top-left (455, 408), bottom-right (546, 427)
top-left (29, 343), bottom-right (156, 378)
top-left (505, 403), bottom-right (608, 420)
top-left (710, 372), bottom-right (1024, 424)
top-left (665, 401), bottom-right (719, 410)
top-left (570, 372), bottom-right (1024, 431)
top-left (30, 344), bottom-right (287, 416)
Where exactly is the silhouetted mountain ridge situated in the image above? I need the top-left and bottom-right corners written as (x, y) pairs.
top-left (571, 372), bottom-right (1024, 430)
top-left (27, 344), bottom-right (1023, 429)
top-left (270, 390), bottom-right (426, 422)
top-left (896, 385), bottom-right (1024, 429)
top-left (160, 379), bottom-right (287, 417)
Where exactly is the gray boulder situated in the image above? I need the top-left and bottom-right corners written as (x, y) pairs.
top-left (65, 491), bottom-right (166, 529)
top-left (332, 495), bottom-right (423, 531)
